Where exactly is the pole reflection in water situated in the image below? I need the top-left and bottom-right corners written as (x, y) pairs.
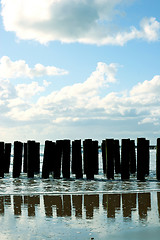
top-left (0, 192), bottom-right (158, 220)
top-left (138, 193), bottom-right (151, 220)
top-left (0, 192), bottom-right (160, 240)
top-left (103, 194), bottom-right (120, 218)
top-left (122, 193), bottom-right (136, 219)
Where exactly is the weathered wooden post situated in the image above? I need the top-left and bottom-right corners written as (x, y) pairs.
top-left (13, 141), bottom-right (23, 178)
top-left (54, 140), bottom-right (63, 179)
top-left (62, 139), bottom-right (70, 179)
top-left (27, 140), bottom-right (36, 178)
top-left (137, 138), bottom-right (146, 181)
top-left (114, 139), bottom-right (121, 174)
top-left (92, 140), bottom-right (99, 175)
top-left (72, 141), bottom-right (76, 175)
top-left (83, 140), bottom-right (87, 175)
top-left (129, 140), bottom-right (136, 174)
top-left (34, 142), bottom-right (40, 174)
top-left (49, 141), bottom-right (56, 175)
top-left (42, 140), bottom-right (54, 178)
top-left (121, 139), bottom-right (130, 180)
top-left (156, 138), bottom-right (160, 180)
top-left (83, 139), bottom-right (94, 179)
top-left (0, 142), bottom-right (5, 178)
top-left (23, 143), bottom-right (27, 173)
top-left (144, 139), bottom-right (150, 176)
top-left (4, 143), bottom-right (11, 173)
top-left (105, 139), bottom-right (114, 179)
top-left (102, 140), bottom-right (106, 174)
top-left (72, 140), bottom-right (83, 179)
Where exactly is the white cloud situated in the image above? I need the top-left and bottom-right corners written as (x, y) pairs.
top-left (0, 79), bottom-right (16, 99)
top-left (3, 62), bottom-right (160, 126)
top-left (36, 62), bottom-right (118, 109)
top-left (1, 61), bottom-right (160, 142)
top-left (1, 0), bottom-right (160, 45)
top-left (130, 75), bottom-right (160, 104)
top-left (15, 81), bottom-right (46, 99)
top-left (138, 117), bottom-right (159, 126)
top-left (0, 56), bottom-right (68, 79)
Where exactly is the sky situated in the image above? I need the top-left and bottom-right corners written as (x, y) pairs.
top-left (0, 0), bottom-right (160, 144)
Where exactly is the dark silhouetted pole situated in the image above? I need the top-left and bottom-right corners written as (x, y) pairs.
top-left (23, 143), bottom-right (27, 173)
top-left (156, 138), bottom-right (160, 180)
top-left (62, 139), bottom-right (70, 179)
top-left (92, 140), bottom-right (99, 175)
top-left (4, 143), bottom-right (11, 173)
top-left (72, 140), bottom-right (83, 179)
top-left (114, 139), bottom-right (121, 174)
top-left (129, 140), bottom-right (136, 174)
top-left (0, 142), bottom-right (5, 178)
top-left (145, 139), bottom-right (150, 176)
top-left (42, 140), bottom-right (54, 178)
top-left (105, 139), bottom-right (114, 179)
top-left (27, 140), bottom-right (36, 178)
top-left (83, 139), bottom-right (94, 179)
top-left (121, 139), bottom-right (130, 180)
top-left (13, 141), bottom-right (23, 178)
top-left (54, 140), bottom-right (63, 179)
top-left (102, 140), bottom-right (106, 174)
top-left (83, 140), bottom-right (87, 175)
top-left (72, 141), bottom-right (76, 175)
top-left (34, 142), bottom-right (40, 174)
top-left (137, 138), bottom-right (146, 181)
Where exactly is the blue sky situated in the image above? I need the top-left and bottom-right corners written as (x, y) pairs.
top-left (0, 0), bottom-right (160, 144)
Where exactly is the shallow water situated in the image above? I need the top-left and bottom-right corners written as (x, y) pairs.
top-left (0, 149), bottom-right (160, 239)
top-left (0, 191), bottom-right (160, 240)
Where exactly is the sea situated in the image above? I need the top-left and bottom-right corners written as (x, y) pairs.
top-left (0, 148), bottom-right (160, 240)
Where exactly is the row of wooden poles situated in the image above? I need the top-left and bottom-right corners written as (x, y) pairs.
top-left (0, 138), bottom-right (160, 180)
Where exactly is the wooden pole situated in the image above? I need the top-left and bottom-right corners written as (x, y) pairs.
top-left (105, 139), bottom-right (114, 179)
top-left (137, 138), bottom-right (146, 181)
top-left (42, 140), bottom-right (54, 178)
top-left (13, 141), bottom-right (23, 178)
top-left (27, 140), bottom-right (35, 178)
top-left (145, 139), bottom-right (150, 176)
top-left (102, 140), bottom-right (106, 174)
top-left (129, 140), bottom-right (136, 174)
top-left (4, 143), bottom-right (11, 173)
top-left (114, 140), bottom-right (121, 174)
top-left (72, 141), bottom-right (76, 175)
top-left (121, 139), bottom-right (130, 180)
top-left (62, 139), bottom-right (71, 179)
top-left (54, 140), bottom-right (63, 179)
top-left (71, 140), bottom-right (83, 179)
top-left (92, 140), bottom-right (99, 175)
top-left (83, 139), bottom-right (94, 180)
top-left (23, 143), bottom-right (27, 173)
top-left (34, 142), bottom-right (40, 174)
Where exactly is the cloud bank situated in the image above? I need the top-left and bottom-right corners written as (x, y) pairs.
top-left (0, 59), bottom-right (160, 136)
top-left (1, 0), bottom-right (160, 45)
